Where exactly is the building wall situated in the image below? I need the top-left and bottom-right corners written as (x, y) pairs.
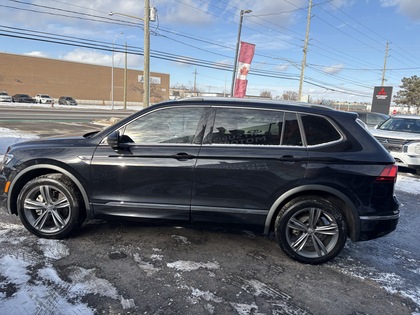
top-left (0, 52), bottom-right (169, 105)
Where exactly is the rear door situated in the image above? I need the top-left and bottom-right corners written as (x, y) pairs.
top-left (191, 107), bottom-right (308, 226)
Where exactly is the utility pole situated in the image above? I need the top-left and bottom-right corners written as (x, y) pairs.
top-left (298, 0), bottom-right (312, 102)
top-left (381, 42), bottom-right (389, 86)
top-left (231, 9), bottom-right (252, 97)
top-left (193, 68), bottom-right (197, 96)
top-left (144, 0), bottom-right (150, 107)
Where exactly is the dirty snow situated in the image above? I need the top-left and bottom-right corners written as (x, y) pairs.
top-left (0, 220), bottom-right (131, 313)
top-left (167, 260), bottom-right (220, 272)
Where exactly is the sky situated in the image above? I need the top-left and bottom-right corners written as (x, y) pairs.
top-left (1, 0), bottom-right (420, 103)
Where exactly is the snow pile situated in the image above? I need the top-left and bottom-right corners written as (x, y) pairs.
top-left (0, 127), bottom-right (37, 158)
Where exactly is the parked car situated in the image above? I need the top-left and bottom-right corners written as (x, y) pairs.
top-left (12, 93), bottom-right (36, 103)
top-left (370, 114), bottom-right (420, 174)
top-left (0, 91), bottom-right (12, 102)
top-left (34, 94), bottom-right (54, 104)
top-left (58, 96), bottom-right (77, 106)
top-left (356, 111), bottom-right (390, 128)
top-left (0, 97), bottom-right (400, 264)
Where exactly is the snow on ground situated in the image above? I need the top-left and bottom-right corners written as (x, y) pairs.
top-left (0, 127), bottom-right (38, 158)
top-left (0, 221), bottom-right (126, 314)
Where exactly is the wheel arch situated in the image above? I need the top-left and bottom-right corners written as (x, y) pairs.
top-left (264, 185), bottom-right (360, 241)
top-left (8, 164), bottom-right (91, 217)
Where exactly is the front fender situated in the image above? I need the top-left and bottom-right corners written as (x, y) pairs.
top-left (7, 163), bottom-right (92, 217)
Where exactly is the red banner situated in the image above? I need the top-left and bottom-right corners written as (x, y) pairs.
top-left (234, 41), bottom-right (255, 98)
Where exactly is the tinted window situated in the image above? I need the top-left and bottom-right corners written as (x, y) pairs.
top-left (281, 112), bottom-right (302, 146)
top-left (122, 107), bottom-right (205, 144)
top-left (211, 108), bottom-right (284, 145)
top-left (301, 114), bottom-right (341, 145)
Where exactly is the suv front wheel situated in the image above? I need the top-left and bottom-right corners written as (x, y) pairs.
top-left (17, 174), bottom-right (84, 238)
top-left (275, 196), bottom-right (347, 264)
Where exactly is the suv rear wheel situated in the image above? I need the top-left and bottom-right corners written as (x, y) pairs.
top-left (17, 174), bottom-right (84, 238)
top-left (275, 196), bottom-right (347, 264)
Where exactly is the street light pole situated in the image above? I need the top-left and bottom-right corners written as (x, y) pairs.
top-left (111, 32), bottom-right (123, 110)
top-left (144, 0), bottom-right (150, 107)
top-left (230, 9), bottom-right (252, 97)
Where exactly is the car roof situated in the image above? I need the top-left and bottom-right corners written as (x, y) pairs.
top-left (149, 97), bottom-right (362, 121)
top-left (355, 111), bottom-right (389, 116)
top-left (159, 97), bottom-right (354, 116)
top-left (391, 114), bottom-right (420, 119)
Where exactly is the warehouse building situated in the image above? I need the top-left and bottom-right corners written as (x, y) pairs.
top-left (0, 52), bottom-right (170, 106)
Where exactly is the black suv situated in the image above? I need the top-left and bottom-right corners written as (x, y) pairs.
top-left (0, 98), bottom-right (399, 264)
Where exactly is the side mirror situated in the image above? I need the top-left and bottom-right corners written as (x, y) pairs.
top-left (107, 130), bottom-right (120, 150)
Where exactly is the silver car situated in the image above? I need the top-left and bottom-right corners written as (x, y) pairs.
top-left (0, 91), bottom-right (12, 102)
top-left (370, 114), bottom-right (420, 174)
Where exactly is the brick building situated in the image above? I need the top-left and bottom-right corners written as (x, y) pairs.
top-left (0, 52), bottom-right (170, 106)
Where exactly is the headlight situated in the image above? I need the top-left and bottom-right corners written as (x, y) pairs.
top-left (3, 153), bottom-right (14, 165)
top-left (405, 142), bottom-right (420, 155)
top-left (2, 147), bottom-right (13, 165)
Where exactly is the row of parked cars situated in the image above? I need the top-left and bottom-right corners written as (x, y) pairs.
top-left (356, 110), bottom-right (420, 175)
top-left (0, 91), bottom-right (77, 105)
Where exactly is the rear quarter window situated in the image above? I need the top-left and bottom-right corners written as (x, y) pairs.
top-left (301, 114), bottom-right (342, 145)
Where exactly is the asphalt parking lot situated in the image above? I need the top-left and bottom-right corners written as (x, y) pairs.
top-left (0, 119), bottom-right (419, 315)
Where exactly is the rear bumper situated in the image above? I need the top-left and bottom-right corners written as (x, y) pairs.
top-left (358, 213), bottom-right (399, 241)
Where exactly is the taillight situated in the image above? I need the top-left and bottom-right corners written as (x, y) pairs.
top-left (376, 165), bottom-right (398, 182)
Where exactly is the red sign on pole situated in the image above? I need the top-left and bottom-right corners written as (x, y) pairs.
top-left (234, 42), bottom-right (255, 98)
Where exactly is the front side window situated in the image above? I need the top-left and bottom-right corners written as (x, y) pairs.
top-left (211, 108), bottom-right (284, 145)
top-left (122, 107), bottom-right (205, 144)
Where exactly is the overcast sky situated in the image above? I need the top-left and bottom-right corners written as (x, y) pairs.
top-left (1, 0), bottom-right (420, 102)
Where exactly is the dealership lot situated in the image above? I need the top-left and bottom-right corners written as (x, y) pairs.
top-left (0, 113), bottom-right (419, 314)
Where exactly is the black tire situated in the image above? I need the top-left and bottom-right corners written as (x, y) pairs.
top-left (17, 174), bottom-right (84, 239)
top-left (275, 196), bottom-right (347, 264)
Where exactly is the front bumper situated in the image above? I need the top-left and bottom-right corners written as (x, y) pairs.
top-left (391, 152), bottom-right (420, 170)
top-left (0, 175), bottom-right (9, 214)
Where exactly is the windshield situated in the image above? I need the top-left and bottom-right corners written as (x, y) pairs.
top-left (378, 117), bottom-right (420, 134)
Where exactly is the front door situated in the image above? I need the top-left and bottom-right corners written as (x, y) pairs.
top-left (90, 106), bottom-right (207, 220)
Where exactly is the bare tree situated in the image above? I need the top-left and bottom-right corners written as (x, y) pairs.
top-left (260, 90), bottom-right (272, 99)
top-left (282, 90), bottom-right (298, 101)
top-left (130, 83), bottom-right (164, 104)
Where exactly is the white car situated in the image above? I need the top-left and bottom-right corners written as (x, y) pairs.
top-left (34, 94), bottom-right (54, 104)
top-left (370, 114), bottom-right (420, 174)
top-left (0, 91), bottom-right (12, 102)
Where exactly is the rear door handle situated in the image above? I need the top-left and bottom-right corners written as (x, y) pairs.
top-left (172, 152), bottom-right (195, 161)
top-left (277, 155), bottom-right (299, 164)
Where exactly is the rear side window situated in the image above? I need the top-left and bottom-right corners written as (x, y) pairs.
top-left (281, 112), bottom-right (302, 146)
top-left (212, 108), bottom-right (284, 145)
top-left (301, 114), bottom-right (341, 145)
